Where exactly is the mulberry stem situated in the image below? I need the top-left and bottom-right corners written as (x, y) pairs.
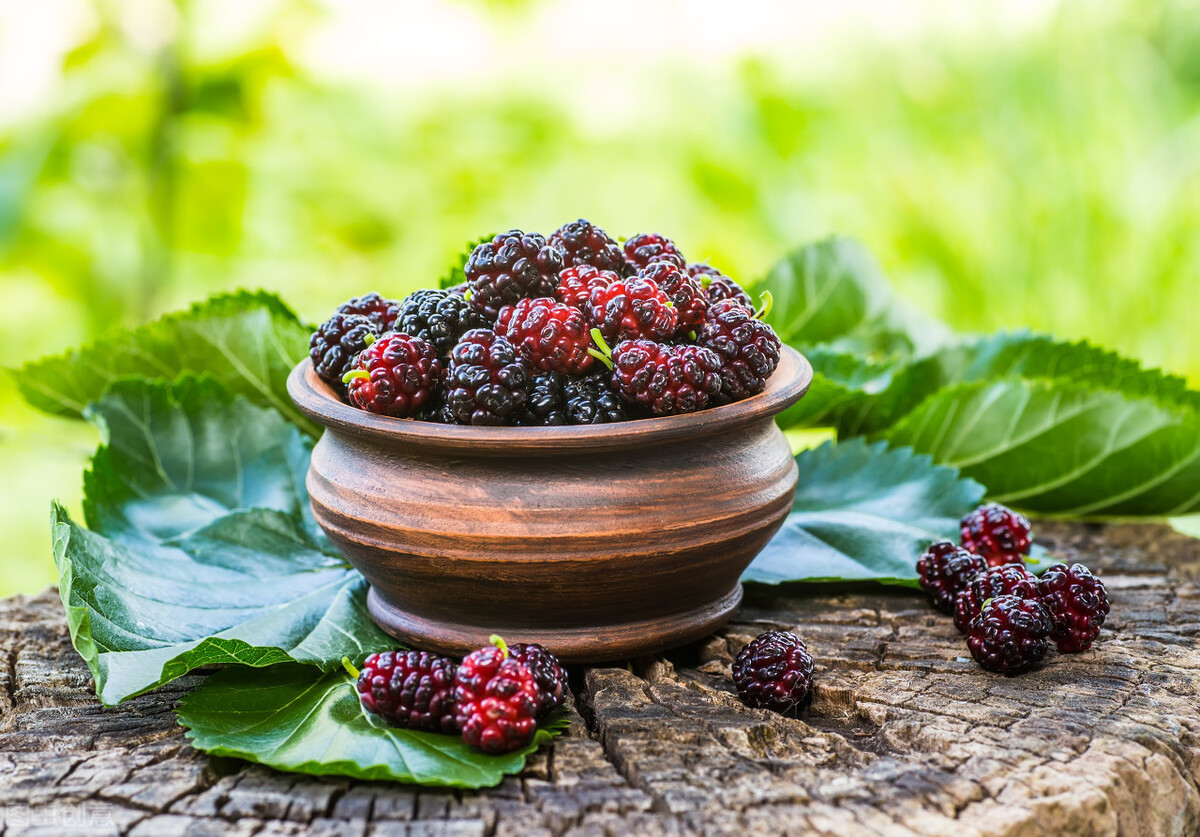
top-left (489, 634), bottom-right (509, 659)
top-left (587, 328), bottom-right (615, 370)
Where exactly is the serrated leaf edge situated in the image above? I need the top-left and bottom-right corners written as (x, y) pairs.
top-left (175, 666), bottom-right (567, 788)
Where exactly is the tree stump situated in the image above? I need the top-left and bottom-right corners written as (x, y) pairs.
top-left (2, 521), bottom-right (1198, 836)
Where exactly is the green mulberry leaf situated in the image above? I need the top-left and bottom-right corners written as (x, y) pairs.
top-left (12, 291), bottom-right (316, 436)
top-left (885, 379), bottom-right (1200, 517)
top-left (760, 237), bottom-right (951, 361)
top-left (744, 438), bottom-right (985, 585)
top-left (53, 377), bottom-right (391, 705)
top-left (177, 663), bottom-right (567, 788)
top-left (438, 233), bottom-right (496, 290)
top-left (836, 331), bottom-right (1200, 438)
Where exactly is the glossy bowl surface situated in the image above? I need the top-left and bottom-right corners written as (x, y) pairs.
top-left (288, 345), bottom-right (812, 661)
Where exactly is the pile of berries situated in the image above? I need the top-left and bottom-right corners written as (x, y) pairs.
top-left (350, 635), bottom-right (567, 755)
top-left (916, 502), bottom-right (1111, 675)
top-left (309, 220), bottom-right (782, 423)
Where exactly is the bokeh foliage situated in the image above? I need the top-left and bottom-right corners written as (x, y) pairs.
top-left (2, 0), bottom-right (1199, 596)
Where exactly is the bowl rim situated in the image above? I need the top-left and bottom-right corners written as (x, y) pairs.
top-left (288, 344), bottom-right (812, 454)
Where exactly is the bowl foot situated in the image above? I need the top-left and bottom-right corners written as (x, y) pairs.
top-left (366, 583), bottom-right (744, 663)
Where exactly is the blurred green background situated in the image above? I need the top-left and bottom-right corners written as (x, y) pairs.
top-left (2, 0), bottom-right (1198, 598)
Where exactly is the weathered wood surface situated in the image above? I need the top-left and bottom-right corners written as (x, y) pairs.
top-left (1, 521), bottom-right (1198, 836)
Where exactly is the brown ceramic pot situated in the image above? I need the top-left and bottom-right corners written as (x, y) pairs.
top-left (287, 345), bottom-right (812, 662)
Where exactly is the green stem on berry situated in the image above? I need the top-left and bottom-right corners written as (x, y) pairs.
top-left (588, 327), bottom-right (615, 370)
top-left (587, 348), bottom-right (614, 370)
top-left (489, 634), bottom-right (509, 659)
top-left (341, 656), bottom-right (361, 679)
top-left (363, 333), bottom-right (377, 346)
top-left (342, 369), bottom-right (370, 384)
top-left (754, 290), bottom-right (774, 321)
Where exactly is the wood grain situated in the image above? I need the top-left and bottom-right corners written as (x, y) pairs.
top-left (288, 347), bottom-right (813, 662)
top-left (3, 521), bottom-right (1198, 836)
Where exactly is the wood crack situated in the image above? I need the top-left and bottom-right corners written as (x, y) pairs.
top-left (0, 644), bottom-right (16, 732)
top-left (0, 519), bottom-right (1198, 836)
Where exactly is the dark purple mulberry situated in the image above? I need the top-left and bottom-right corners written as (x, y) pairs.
top-left (337, 292), bottom-right (402, 333)
top-left (446, 329), bottom-right (529, 425)
top-left (509, 642), bottom-right (567, 718)
top-left (639, 260), bottom-right (706, 335)
top-left (697, 300), bottom-right (782, 402)
top-left (549, 219), bottom-right (626, 273)
top-left (732, 630), bottom-right (815, 715)
top-left (465, 230), bottom-right (564, 319)
top-left (1037, 563), bottom-right (1110, 653)
top-left (690, 264), bottom-right (752, 307)
top-left (953, 564), bottom-right (1040, 633)
top-left (394, 289), bottom-right (490, 358)
top-left (514, 372), bottom-right (568, 427)
top-left (966, 595), bottom-right (1051, 674)
top-left (563, 371), bottom-right (628, 424)
top-left (960, 503), bottom-right (1033, 567)
top-left (624, 232), bottom-right (685, 271)
top-left (916, 540), bottom-right (987, 614)
top-left (310, 313), bottom-right (378, 394)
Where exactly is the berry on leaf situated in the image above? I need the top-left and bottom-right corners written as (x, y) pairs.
top-left (454, 635), bottom-right (541, 755)
top-left (350, 651), bottom-right (459, 733)
top-left (732, 630), bottom-right (815, 715)
top-left (508, 642), bottom-right (567, 718)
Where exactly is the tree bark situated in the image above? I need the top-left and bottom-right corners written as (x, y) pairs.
top-left (2, 521), bottom-right (1198, 836)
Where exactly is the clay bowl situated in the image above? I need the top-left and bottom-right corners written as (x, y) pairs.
top-left (287, 345), bottom-right (812, 663)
